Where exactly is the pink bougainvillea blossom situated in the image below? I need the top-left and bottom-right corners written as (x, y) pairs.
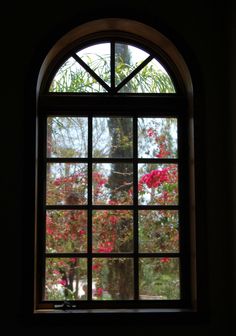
top-left (139, 168), bottom-right (169, 189)
top-left (58, 279), bottom-right (67, 286)
top-left (160, 257), bottom-right (170, 263)
top-left (97, 241), bottom-right (114, 253)
top-left (96, 287), bottom-right (103, 297)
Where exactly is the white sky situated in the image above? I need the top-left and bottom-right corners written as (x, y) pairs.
top-left (76, 43), bottom-right (167, 73)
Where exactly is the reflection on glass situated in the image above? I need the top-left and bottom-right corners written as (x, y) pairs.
top-left (138, 164), bottom-right (178, 205)
top-left (138, 118), bottom-right (177, 158)
top-left (92, 258), bottom-right (133, 300)
top-left (47, 117), bottom-right (88, 158)
top-left (46, 163), bottom-right (87, 205)
top-left (93, 210), bottom-right (133, 253)
top-left (115, 43), bottom-right (149, 87)
top-left (119, 58), bottom-right (175, 93)
top-left (49, 56), bottom-right (107, 92)
top-left (46, 210), bottom-right (87, 253)
top-left (92, 163), bottom-right (133, 205)
top-left (77, 43), bottom-right (110, 86)
top-left (139, 258), bottom-right (180, 300)
top-left (139, 210), bottom-right (179, 252)
top-left (45, 258), bottom-right (87, 301)
top-left (93, 117), bottom-right (133, 158)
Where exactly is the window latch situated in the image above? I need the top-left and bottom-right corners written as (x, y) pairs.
top-left (54, 301), bottom-right (77, 310)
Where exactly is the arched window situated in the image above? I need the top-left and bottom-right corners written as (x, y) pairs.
top-left (35, 19), bottom-right (196, 311)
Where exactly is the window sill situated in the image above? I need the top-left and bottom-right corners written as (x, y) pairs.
top-left (31, 307), bottom-right (208, 326)
top-left (35, 308), bottom-right (195, 314)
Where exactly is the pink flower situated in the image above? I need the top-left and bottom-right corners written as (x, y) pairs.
top-left (58, 279), bottom-right (67, 286)
top-left (46, 228), bottom-right (53, 235)
top-left (46, 214), bottom-right (53, 226)
top-left (147, 128), bottom-right (155, 137)
top-left (109, 216), bottom-right (118, 225)
top-left (53, 178), bottom-right (62, 186)
top-left (160, 257), bottom-right (170, 263)
top-left (139, 169), bottom-right (169, 189)
top-left (98, 241), bottom-right (114, 253)
top-left (93, 172), bottom-right (107, 186)
top-left (108, 199), bottom-right (118, 205)
top-left (96, 287), bottom-right (103, 297)
top-left (92, 264), bottom-right (100, 271)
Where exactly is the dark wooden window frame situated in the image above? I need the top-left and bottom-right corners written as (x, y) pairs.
top-left (35, 19), bottom-right (197, 316)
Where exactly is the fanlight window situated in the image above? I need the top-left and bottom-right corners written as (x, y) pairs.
top-left (49, 42), bottom-right (176, 93)
top-left (36, 22), bottom-right (194, 312)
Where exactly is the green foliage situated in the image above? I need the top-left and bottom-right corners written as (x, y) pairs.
top-left (49, 47), bottom-right (175, 93)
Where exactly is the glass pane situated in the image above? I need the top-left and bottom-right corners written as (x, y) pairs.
top-left (49, 56), bottom-right (107, 92)
top-left (138, 118), bottom-right (177, 158)
top-left (47, 117), bottom-right (88, 158)
top-left (93, 210), bottom-right (133, 253)
top-left (119, 59), bottom-right (175, 93)
top-left (93, 117), bottom-right (133, 158)
top-left (115, 43), bottom-right (149, 87)
top-left (138, 164), bottom-right (178, 205)
top-left (93, 163), bottom-right (133, 205)
top-left (45, 258), bottom-right (87, 301)
top-left (92, 258), bottom-right (134, 300)
top-left (46, 210), bottom-right (87, 253)
top-left (139, 258), bottom-right (180, 300)
top-left (77, 43), bottom-right (110, 86)
top-left (47, 163), bottom-right (87, 205)
top-left (139, 210), bottom-right (179, 253)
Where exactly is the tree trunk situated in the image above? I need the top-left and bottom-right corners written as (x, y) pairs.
top-left (107, 44), bottom-right (134, 299)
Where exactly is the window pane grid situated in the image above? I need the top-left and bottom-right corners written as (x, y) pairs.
top-left (42, 113), bottom-right (181, 304)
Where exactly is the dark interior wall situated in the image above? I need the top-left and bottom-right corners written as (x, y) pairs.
top-left (230, 0), bottom-right (236, 326)
top-left (1, 0), bottom-right (234, 334)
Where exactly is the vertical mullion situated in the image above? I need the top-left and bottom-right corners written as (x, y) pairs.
top-left (40, 114), bottom-right (48, 302)
top-left (178, 114), bottom-right (189, 303)
top-left (177, 116), bottom-right (183, 301)
top-left (87, 115), bottom-right (93, 300)
top-left (111, 42), bottom-right (115, 93)
top-left (133, 116), bottom-right (139, 300)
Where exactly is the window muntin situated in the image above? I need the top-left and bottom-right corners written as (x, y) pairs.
top-left (36, 24), bottom-right (194, 311)
top-left (49, 42), bottom-right (176, 93)
top-left (43, 112), bottom-right (181, 305)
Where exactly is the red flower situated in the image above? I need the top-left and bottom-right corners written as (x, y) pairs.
top-left (46, 228), bottom-right (53, 235)
top-left (160, 257), bottom-right (170, 263)
top-left (53, 178), bottom-right (62, 186)
top-left (139, 168), bottom-right (169, 189)
top-left (58, 279), bottom-right (67, 286)
top-left (92, 263), bottom-right (101, 271)
top-left (109, 216), bottom-right (118, 225)
top-left (98, 241), bottom-right (114, 253)
top-left (69, 258), bottom-right (76, 263)
top-left (147, 128), bottom-right (155, 137)
top-left (78, 229), bottom-right (86, 236)
top-left (93, 172), bottom-right (107, 186)
top-left (96, 287), bottom-right (103, 297)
